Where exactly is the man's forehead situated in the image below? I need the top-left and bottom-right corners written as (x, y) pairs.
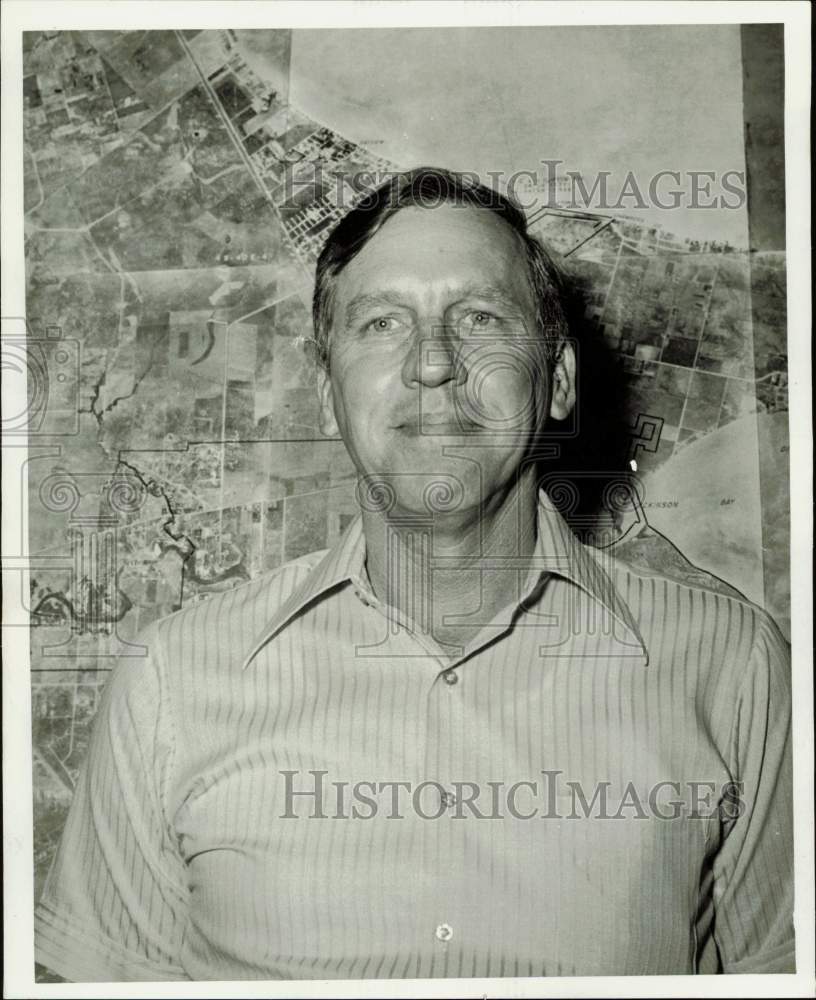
top-left (334, 204), bottom-right (531, 302)
top-left (360, 202), bottom-right (522, 253)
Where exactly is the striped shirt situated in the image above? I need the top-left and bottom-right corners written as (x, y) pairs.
top-left (34, 492), bottom-right (794, 981)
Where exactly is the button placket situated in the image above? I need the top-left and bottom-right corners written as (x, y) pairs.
top-left (421, 659), bottom-right (466, 957)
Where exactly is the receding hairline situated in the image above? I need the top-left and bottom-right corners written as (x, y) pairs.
top-left (327, 203), bottom-right (539, 317)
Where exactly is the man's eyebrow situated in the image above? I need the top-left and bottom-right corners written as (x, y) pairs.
top-left (343, 291), bottom-right (410, 326)
top-left (452, 283), bottom-right (528, 311)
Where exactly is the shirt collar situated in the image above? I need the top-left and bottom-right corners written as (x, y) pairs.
top-left (242, 490), bottom-right (648, 669)
top-left (241, 515), bottom-right (368, 670)
top-left (532, 492), bottom-right (649, 664)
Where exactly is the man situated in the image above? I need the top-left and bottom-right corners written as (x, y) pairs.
top-left (35, 168), bottom-right (794, 981)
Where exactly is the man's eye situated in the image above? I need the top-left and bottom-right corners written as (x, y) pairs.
top-left (464, 310), bottom-right (497, 329)
top-left (365, 316), bottom-right (402, 334)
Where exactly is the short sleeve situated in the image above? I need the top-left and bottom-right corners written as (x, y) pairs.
top-left (34, 628), bottom-right (190, 982)
top-left (712, 612), bottom-right (795, 973)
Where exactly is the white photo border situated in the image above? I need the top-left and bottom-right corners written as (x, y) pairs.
top-left (2, 2), bottom-right (812, 997)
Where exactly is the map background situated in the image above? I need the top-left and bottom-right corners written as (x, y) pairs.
top-left (15, 25), bottom-right (787, 928)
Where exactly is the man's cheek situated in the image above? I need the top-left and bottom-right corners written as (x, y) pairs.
top-left (466, 368), bottom-right (539, 433)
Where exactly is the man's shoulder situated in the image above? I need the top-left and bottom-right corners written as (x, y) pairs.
top-left (147, 548), bottom-right (329, 667)
top-left (606, 524), bottom-right (787, 649)
top-left (608, 524), bottom-right (747, 599)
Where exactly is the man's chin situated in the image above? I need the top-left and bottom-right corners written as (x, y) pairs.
top-left (354, 466), bottom-right (492, 521)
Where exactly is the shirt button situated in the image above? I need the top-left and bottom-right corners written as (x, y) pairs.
top-left (353, 588), bottom-right (375, 609)
top-left (441, 791), bottom-right (456, 808)
top-left (435, 922), bottom-right (453, 942)
top-left (442, 669), bottom-right (458, 686)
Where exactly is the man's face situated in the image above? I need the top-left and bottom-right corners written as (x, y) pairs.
top-left (318, 204), bottom-right (568, 516)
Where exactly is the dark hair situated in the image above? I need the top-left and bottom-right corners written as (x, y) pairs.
top-left (311, 166), bottom-right (568, 367)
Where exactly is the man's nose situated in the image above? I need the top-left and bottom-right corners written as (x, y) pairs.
top-left (401, 323), bottom-right (467, 388)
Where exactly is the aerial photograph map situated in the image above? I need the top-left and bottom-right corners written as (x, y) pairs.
top-left (19, 26), bottom-right (788, 911)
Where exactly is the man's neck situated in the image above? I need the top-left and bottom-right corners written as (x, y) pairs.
top-left (362, 471), bottom-right (540, 651)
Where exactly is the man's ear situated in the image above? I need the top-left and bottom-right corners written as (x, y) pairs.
top-left (549, 338), bottom-right (577, 421)
top-left (316, 365), bottom-right (340, 437)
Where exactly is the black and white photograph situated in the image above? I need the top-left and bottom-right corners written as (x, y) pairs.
top-left (2, 1), bottom-right (813, 996)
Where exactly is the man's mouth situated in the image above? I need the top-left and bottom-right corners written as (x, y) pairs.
top-left (396, 413), bottom-right (481, 435)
